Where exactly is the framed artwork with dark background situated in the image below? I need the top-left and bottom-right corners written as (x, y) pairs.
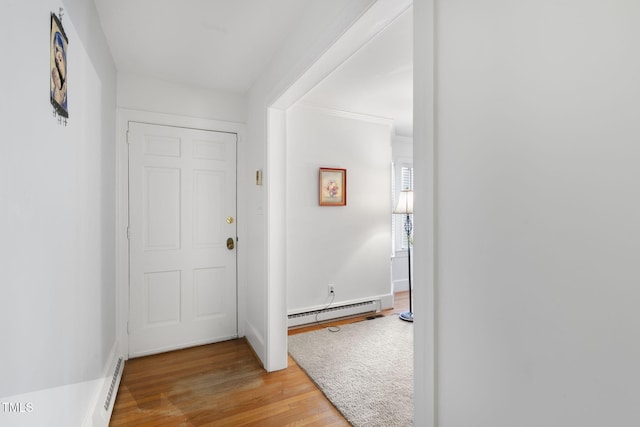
top-left (50, 12), bottom-right (68, 119)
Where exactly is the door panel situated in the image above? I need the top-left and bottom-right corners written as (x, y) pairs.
top-left (128, 122), bottom-right (237, 357)
top-left (145, 167), bottom-right (180, 250)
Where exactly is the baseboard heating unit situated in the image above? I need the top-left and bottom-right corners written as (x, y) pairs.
top-left (288, 300), bottom-right (378, 328)
top-left (104, 356), bottom-right (123, 411)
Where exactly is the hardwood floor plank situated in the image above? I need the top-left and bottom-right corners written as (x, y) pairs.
top-left (110, 291), bottom-right (409, 426)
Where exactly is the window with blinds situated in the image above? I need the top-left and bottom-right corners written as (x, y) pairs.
top-left (401, 166), bottom-right (414, 192)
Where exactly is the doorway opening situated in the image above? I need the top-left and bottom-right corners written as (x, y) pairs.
top-left (266, 1), bottom-right (413, 370)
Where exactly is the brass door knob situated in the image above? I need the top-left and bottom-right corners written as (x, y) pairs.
top-left (226, 237), bottom-right (235, 250)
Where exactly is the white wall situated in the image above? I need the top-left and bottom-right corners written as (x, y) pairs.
top-left (117, 72), bottom-right (247, 123)
top-left (0, 0), bottom-right (117, 424)
top-left (413, 0), bottom-right (640, 425)
top-left (286, 106), bottom-right (392, 312)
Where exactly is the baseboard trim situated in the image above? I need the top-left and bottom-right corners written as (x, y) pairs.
top-left (244, 320), bottom-right (266, 367)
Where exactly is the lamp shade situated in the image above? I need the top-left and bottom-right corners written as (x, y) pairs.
top-left (393, 189), bottom-right (413, 214)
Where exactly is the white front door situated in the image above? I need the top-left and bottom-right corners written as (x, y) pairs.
top-left (128, 122), bottom-right (237, 357)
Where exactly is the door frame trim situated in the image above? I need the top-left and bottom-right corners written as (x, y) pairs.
top-left (116, 108), bottom-right (246, 359)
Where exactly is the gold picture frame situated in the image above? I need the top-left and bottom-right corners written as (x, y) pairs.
top-left (319, 168), bottom-right (347, 206)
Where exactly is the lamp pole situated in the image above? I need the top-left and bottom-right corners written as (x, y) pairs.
top-left (399, 213), bottom-right (413, 322)
top-left (394, 189), bottom-right (413, 322)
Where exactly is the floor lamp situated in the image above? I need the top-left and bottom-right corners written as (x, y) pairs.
top-left (394, 189), bottom-right (413, 322)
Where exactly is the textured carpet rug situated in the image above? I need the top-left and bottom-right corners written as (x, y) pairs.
top-left (288, 315), bottom-right (413, 426)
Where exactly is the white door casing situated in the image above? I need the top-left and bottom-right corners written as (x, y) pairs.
top-left (128, 122), bottom-right (237, 357)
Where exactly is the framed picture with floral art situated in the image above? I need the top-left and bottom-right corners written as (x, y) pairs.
top-left (319, 168), bottom-right (346, 206)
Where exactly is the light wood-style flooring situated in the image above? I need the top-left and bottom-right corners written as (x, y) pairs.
top-left (110, 291), bottom-right (409, 426)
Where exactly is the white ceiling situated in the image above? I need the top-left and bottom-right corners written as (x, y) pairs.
top-left (300, 7), bottom-right (413, 136)
top-left (94, 0), bottom-right (413, 136)
top-left (94, 0), bottom-right (315, 93)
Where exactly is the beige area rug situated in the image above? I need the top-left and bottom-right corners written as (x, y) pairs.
top-left (288, 315), bottom-right (413, 426)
